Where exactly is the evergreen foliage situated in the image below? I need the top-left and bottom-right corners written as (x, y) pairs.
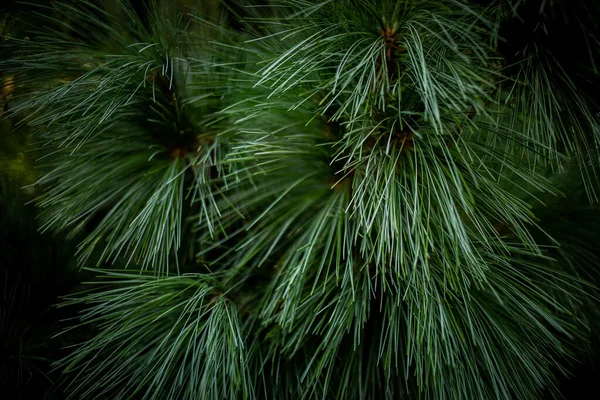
top-left (2, 0), bottom-right (600, 398)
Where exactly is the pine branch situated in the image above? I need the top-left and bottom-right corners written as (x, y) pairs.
top-left (3, 1), bottom-right (600, 399)
top-left (2, 1), bottom-right (236, 272)
top-left (54, 269), bottom-right (251, 399)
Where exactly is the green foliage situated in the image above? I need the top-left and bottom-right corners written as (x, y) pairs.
top-left (2, 0), bottom-right (600, 399)
top-left (4, 0), bottom-right (234, 273)
top-left (56, 270), bottom-right (251, 399)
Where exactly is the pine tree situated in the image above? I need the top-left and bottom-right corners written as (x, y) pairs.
top-left (2, 0), bottom-right (600, 398)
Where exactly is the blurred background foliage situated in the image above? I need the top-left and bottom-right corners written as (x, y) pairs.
top-left (2, 5), bottom-right (75, 398)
